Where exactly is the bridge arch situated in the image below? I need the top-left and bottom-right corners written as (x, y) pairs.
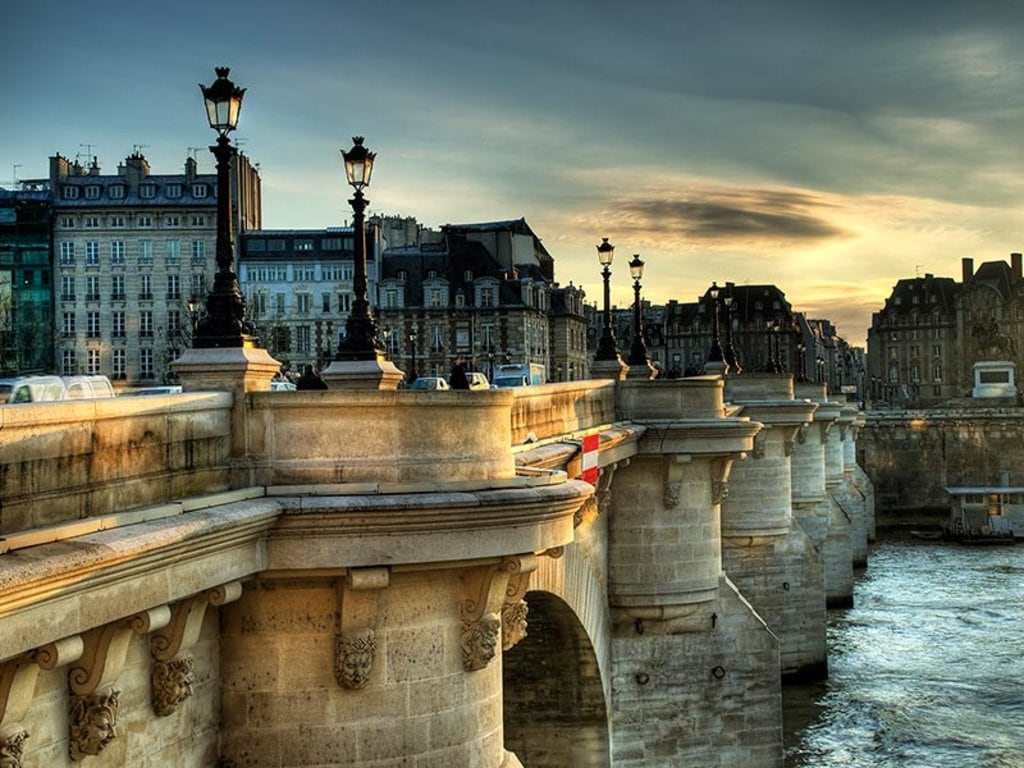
top-left (503, 591), bottom-right (609, 766)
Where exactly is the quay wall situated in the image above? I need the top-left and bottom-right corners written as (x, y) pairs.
top-left (858, 407), bottom-right (1024, 522)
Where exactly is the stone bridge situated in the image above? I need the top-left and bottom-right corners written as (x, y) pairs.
top-left (0, 355), bottom-right (872, 767)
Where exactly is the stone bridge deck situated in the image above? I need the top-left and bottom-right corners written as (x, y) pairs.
top-left (0, 370), bottom-right (872, 767)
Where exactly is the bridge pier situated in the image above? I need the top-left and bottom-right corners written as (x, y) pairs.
top-left (846, 413), bottom-right (877, 541)
top-left (792, 383), bottom-right (853, 608)
top-left (606, 380), bottom-right (781, 767)
top-left (722, 374), bottom-right (826, 682)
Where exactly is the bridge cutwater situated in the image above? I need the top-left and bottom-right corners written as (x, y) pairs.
top-left (0, 354), bottom-right (873, 767)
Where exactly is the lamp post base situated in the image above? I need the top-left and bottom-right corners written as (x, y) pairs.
top-left (321, 355), bottom-right (406, 390)
top-left (590, 356), bottom-right (629, 381)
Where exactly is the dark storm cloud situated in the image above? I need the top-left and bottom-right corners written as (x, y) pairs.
top-left (617, 189), bottom-right (845, 243)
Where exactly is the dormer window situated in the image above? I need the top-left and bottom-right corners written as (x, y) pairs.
top-left (139, 184), bottom-right (156, 199)
top-left (85, 185), bottom-right (100, 199)
top-left (63, 186), bottom-right (79, 199)
top-left (166, 184), bottom-right (182, 199)
top-left (109, 185), bottom-right (125, 199)
top-left (192, 183), bottom-right (208, 198)
top-left (397, 270), bottom-right (407, 281)
top-left (464, 270), bottom-right (473, 281)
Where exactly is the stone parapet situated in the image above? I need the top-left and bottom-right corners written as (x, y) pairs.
top-left (508, 381), bottom-right (617, 445)
top-left (0, 393), bottom-right (232, 536)
top-left (247, 389), bottom-right (517, 486)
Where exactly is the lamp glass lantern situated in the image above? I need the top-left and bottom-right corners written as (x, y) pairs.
top-left (342, 136), bottom-right (376, 190)
top-left (597, 237), bottom-right (614, 266)
top-left (200, 67), bottom-right (245, 136)
top-left (629, 254), bottom-right (644, 280)
top-left (710, 281), bottom-right (720, 301)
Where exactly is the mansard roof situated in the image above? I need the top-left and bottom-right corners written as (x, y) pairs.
top-left (883, 274), bottom-right (960, 315)
top-left (964, 260), bottom-right (1016, 301)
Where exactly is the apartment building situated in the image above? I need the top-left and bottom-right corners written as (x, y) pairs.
top-left (42, 151), bottom-right (261, 384)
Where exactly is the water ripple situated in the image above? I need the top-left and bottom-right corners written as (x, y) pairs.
top-left (784, 538), bottom-right (1024, 768)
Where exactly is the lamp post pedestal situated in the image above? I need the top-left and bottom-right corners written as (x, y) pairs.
top-left (591, 357), bottom-right (630, 381)
top-left (321, 357), bottom-right (405, 390)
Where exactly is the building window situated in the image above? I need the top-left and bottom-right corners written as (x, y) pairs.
top-left (112, 311), bottom-right (126, 338)
top-left (84, 216), bottom-right (100, 229)
top-left (166, 240), bottom-right (181, 265)
top-left (429, 289), bottom-right (443, 308)
top-left (62, 312), bottom-right (76, 337)
top-left (110, 215), bottom-right (126, 229)
top-left (192, 184), bottom-right (208, 198)
top-left (275, 293), bottom-right (286, 316)
top-left (63, 186), bottom-right (79, 199)
top-left (87, 312), bottom-right (101, 338)
top-left (295, 264), bottom-right (316, 281)
top-left (140, 348), bottom-right (154, 378)
top-left (384, 289), bottom-right (399, 308)
top-left (85, 241), bottom-right (100, 267)
top-left (191, 273), bottom-right (206, 299)
top-left (110, 185), bottom-right (125, 200)
top-left (168, 310), bottom-right (181, 334)
top-left (166, 184), bottom-right (182, 199)
top-left (297, 293), bottom-right (312, 314)
top-left (322, 237), bottom-right (342, 250)
top-left (138, 215), bottom-right (153, 228)
top-left (60, 216), bottom-right (75, 228)
top-left (140, 310), bottom-right (154, 338)
top-left (62, 349), bottom-right (77, 374)
top-left (85, 186), bottom-right (100, 200)
top-left (267, 240), bottom-right (286, 251)
top-left (61, 275), bottom-right (76, 300)
top-left (60, 242), bottom-right (75, 266)
top-left (190, 215), bottom-right (206, 226)
top-left (140, 274), bottom-right (153, 301)
top-left (167, 274), bottom-right (181, 300)
top-left (191, 241), bottom-right (205, 264)
top-left (165, 215), bottom-right (180, 227)
top-left (111, 274), bottom-right (126, 300)
top-left (296, 326), bottom-right (311, 353)
top-left (296, 240), bottom-right (314, 251)
top-left (338, 293), bottom-right (351, 313)
top-left (111, 241), bottom-right (126, 266)
top-left (479, 288), bottom-right (495, 308)
top-left (139, 240), bottom-right (153, 265)
top-left (455, 293), bottom-right (465, 308)
top-left (86, 276), bottom-right (100, 302)
top-left (322, 293), bottom-right (331, 313)
top-left (112, 348), bottom-right (126, 379)
top-left (431, 325), bottom-right (444, 352)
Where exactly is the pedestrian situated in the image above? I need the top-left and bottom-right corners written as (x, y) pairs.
top-left (296, 364), bottom-right (328, 390)
top-left (449, 356), bottom-right (470, 390)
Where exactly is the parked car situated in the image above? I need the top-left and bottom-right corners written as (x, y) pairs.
top-left (0, 375), bottom-right (67, 404)
top-left (123, 385), bottom-right (183, 396)
top-left (63, 375), bottom-right (115, 400)
top-left (409, 376), bottom-right (450, 391)
top-left (491, 374), bottom-right (530, 388)
top-left (445, 372), bottom-right (490, 390)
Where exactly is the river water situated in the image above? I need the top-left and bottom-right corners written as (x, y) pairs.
top-left (783, 537), bottom-right (1024, 767)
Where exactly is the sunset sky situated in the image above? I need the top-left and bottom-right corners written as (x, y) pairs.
top-left (5, 1), bottom-right (1024, 343)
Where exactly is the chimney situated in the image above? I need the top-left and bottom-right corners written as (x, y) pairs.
top-left (88, 156), bottom-right (101, 176)
top-left (185, 156), bottom-right (198, 184)
top-left (1012, 252), bottom-right (1022, 280)
top-left (962, 257), bottom-right (974, 284)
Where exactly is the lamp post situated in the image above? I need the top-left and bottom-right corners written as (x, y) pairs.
top-left (594, 237), bottom-right (619, 360)
top-left (194, 67), bottom-right (254, 349)
top-left (707, 281), bottom-right (727, 372)
top-left (626, 254), bottom-right (649, 366)
top-left (796, 341), bottom-right (808, 382)
top-left (723, 289), bottom-right (741, 374)
top-left (335, 136), bottom-right (384, 361)
top-left (408, 330), bottom-right (418, 383)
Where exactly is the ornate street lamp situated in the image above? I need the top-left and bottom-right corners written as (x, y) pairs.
top-left (626, 254), bottom-right (650, 366)
top-left (723, 289), bottom-right (741, 374)
top-left (194, 67), bottom-right (254, 348)
top-left (408, 330), bottom-right (418, 383)
top-left (707, 281), bottom-right (726, 371)
top-left (796, 341), bottom-right (808, 382)
top-left (594, 237), bottom-right (619, 361)
top-left (335, 136), bottom-right (384, 361)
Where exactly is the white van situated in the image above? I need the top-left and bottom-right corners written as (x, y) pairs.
top-left (0, 375), bottom-right (68, 404)
top-left (63, 375), bottom-right (115, 400)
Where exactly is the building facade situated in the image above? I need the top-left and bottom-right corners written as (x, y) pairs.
top-left (39, 151), bottom-right (261, 385)
top-left (238, 226), bottom-right (382, 373)
top-left (0, 189), bottom-right (53, 373)
top-left (375, 218), bottom-right (577, 383)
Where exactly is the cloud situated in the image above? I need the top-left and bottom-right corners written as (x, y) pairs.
top-left (614, 189), bottom-right (846, 244)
